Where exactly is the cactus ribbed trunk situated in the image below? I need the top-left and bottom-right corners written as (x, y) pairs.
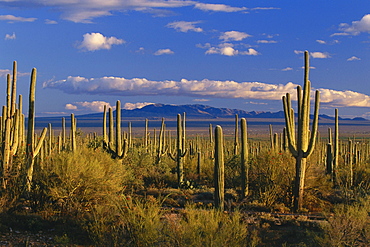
top-left (26, 68), bottom-right (47, 192)
top-left (214, 125), bottom-right (224, 210)
top-left (240, 118), bottom-right (248, 198)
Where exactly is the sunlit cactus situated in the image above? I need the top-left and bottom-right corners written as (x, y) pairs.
top-left (282, 50), bottom-right (320, 212)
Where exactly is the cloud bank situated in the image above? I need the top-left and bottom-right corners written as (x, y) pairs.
top-left (44, 76), bottom-right (370, 107)
top-left (0, 1), bottom-right (272, 23)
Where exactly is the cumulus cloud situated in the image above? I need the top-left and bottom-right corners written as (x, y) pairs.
top-left (77, 32), bottom-right (125, 51)
top-left (44, 75), bottom-right (370, 108)
top-left (219, 31), bottom-right (251, 41)
top-left (319, 88), bottom-right (370, 107)
top-left (154, 48), bottom-right (174, 55)
top-left (294, 50), bottom-right (330, 58)
top-left (337, 14), bottom-right (370, 35)
top-left (0, 14), bottom-right (36, 22)
top-left (5, 33), bottom-right (16, 40)
top-left (202, 43), bottom-right (259, 56)
top-left (167, 21), bottom-right (203, 32)
top-left (123, 102), bottom-right (154, 110)
top-left (194, 3), bottom-right (247, 12)
top-left (347, 56), bottom-right (361, 61)
top-left (66, 101), bottom-right (114, 112)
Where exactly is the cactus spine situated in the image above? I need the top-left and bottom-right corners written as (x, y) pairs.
top-left (214, 125), bottom-right (224, 210)
top-left (282, 51), bottom-right (320, 212)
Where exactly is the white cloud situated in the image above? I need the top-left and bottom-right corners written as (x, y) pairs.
top-left (5, 33), bottom-right (16, 40)
top-left (257, 40), bottom-right (277, 44)
top-left (0, 0), bottom-right (195, 23)
top-left (45, 19), bottom-right (58, 24)
top-left (319, 88), bottom-right (370, 107)
top-left (65, 104), bottom-right (78, 110)
top-left (78, 32), bottom-right (125, 51)
top-left (66, 101), bottom-right (114, 112)
top-left (0, 69), bottom-right (29, 77)
top-left (0, 14), bottom-right (36, 22)
top-left (194, 3), bottom-right (247, 12)
top-left (294, 50), bottom-right (330, 58)
top-left (347, 56), bottom-right (361, 61)
top-left (203, 43), bottom-right (259, 56)
top-left (310, 51), bottom-right (330, 58)
top-left (167, 21), bottom-right (203, 32)
top-left (219, 31), bottom-right (251, 41)
top-left (316, 40), bottom-right (326, 44)
top-left (338, 14), bottom-right (370, 35)
top-left (281, 67), bottom-right (293, 71)
top-left (45, 75), bottom-right (370, 108)
top-left (154, 48), bottom-right (174, 55)
top-left (123, 102), bottom-right (154, 110)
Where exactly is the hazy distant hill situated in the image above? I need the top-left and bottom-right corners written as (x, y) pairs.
top-left (35, 103), bottom-right (368, 128)
top-left (81, 103), bottom-right (366, 120)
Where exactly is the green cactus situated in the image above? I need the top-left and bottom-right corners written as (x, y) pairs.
top-left (234, 114), bottom-right (239, 155)
top-left (169, 114), bottom-right (187, 187)
top-left (214, 125), bottom-right (224, 210)
top-left (282, 51), bottom-right (320, 212)
top-left (240, 118), bottom-right (249, 198)
top-left (26, 68), bottom-right (48, 192)
top-left (71, 113), bottom-right (76, 152)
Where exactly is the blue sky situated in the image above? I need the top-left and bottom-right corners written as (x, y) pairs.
top-left (0, 1), bottom-right (370, 119)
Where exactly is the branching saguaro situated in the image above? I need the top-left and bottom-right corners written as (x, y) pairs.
top-left (282, 51), bottom-right (320, 212)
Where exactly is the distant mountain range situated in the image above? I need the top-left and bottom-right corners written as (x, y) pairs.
top-left (82, 103), bottom-right (366, 121)
top-left (35, 103), bottom-right (368, 128)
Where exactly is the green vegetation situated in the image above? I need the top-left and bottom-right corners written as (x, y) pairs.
top-left (1, 55), bottom-right (370, 246)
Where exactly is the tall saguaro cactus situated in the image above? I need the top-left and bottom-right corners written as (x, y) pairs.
top-left (169, 114), bottom-right (187, 187)
top-left (282, 51), bottom-right (320, 212)
top-left (26, 68), bottom-right (47, 192)
top-left (240, 118), bottom-right (249, 198)
top-left (214, 125), bottom-right (224, 210)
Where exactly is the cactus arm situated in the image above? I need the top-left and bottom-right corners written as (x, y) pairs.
top-left (304, 90), bottom-right (320, 157)
top-left (33, 127), bottom-right (47, 159)
top-left (26, 68), bottom-right (36, 154)
top-left (282, 94), bottom-right (298, 157)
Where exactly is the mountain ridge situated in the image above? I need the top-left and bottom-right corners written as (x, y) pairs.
top-left (70, 103), bottom-right (366, 121)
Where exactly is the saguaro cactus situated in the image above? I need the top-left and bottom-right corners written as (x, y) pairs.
top-left (282, 51), bottom-right (320, 212)
top-left (214, 125), bottom-right (224, 210)
top-left (240, 118), bottom-right (249, 198)
top-left (169, 114), bottom-right (187, 187)
top-left (26, 68), bottom-right (47, 192)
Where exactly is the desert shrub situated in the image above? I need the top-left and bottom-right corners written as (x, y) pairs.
top-left (314, 198), bottom-right (370, 246)
top-left (86, 196), bottom-right (254, 247)
top-left (248, 151), bottom-right (295, 209)
top-left (163, 205), bottom-right (251, 247)
top-left (37, 146), bottom-right (130, 216)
